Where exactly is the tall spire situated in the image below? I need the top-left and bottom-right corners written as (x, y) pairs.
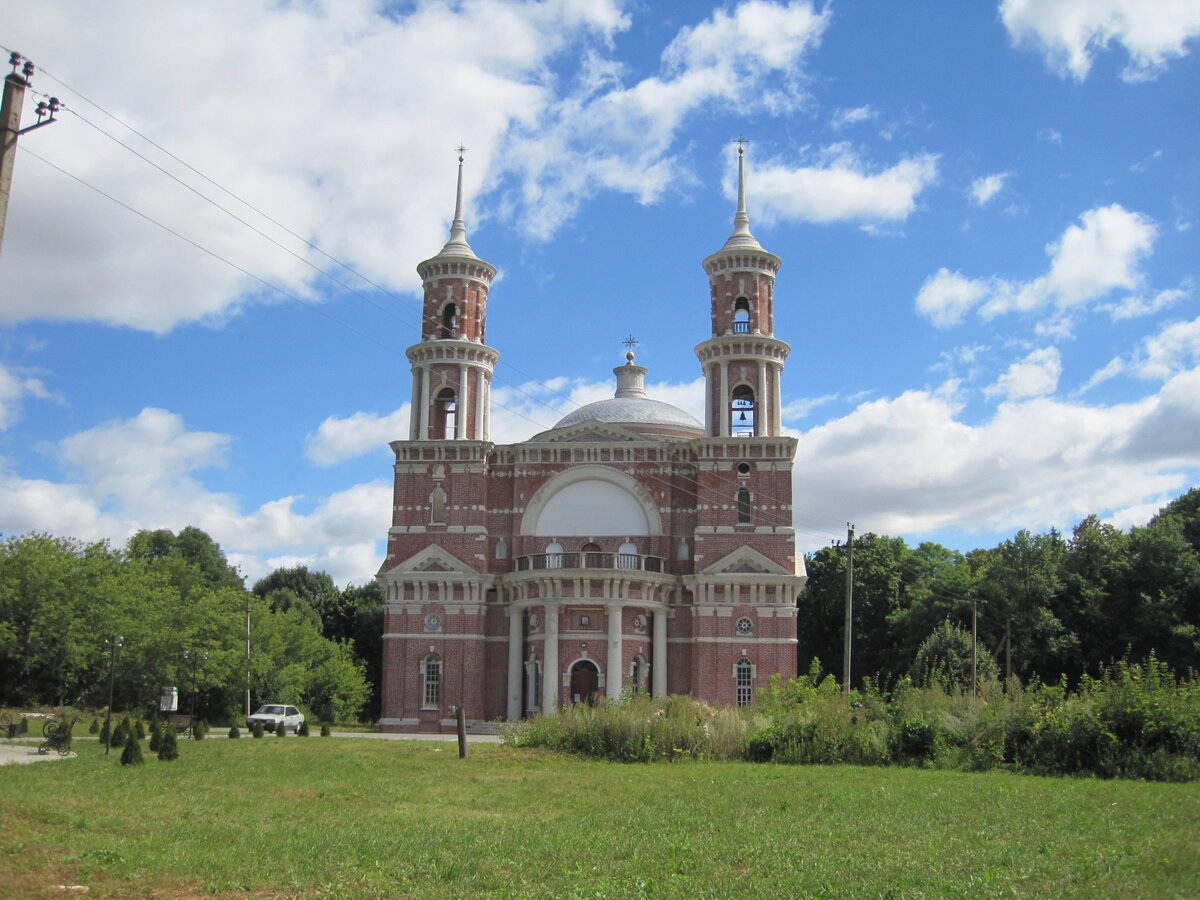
top-left (439, 146), bottom-right (478, 258)
top-left (722, 139), bottom-right (762, 251)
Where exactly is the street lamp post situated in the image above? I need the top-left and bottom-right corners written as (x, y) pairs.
top-left (183, 649), bottom-right (208, 740)
top-left (103, 634), bottom-right (123, 755)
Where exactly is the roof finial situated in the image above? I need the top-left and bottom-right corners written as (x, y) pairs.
top-left (722, 136), bottom-right (762, 251)
top-left (623, 334), bottom-right (639, 364)
top-left (439, 144), bottom-right (477, 258)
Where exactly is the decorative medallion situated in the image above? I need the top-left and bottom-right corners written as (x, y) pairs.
top-left (633, 615), bottom-right (647, 634)
top-left (424, 614), bottom-right (442, 632)
top-left (736, 617), bottom-right (753, 635)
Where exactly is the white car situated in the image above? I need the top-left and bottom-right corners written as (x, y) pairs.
top-left (247, 704), bottom-right (304, 733)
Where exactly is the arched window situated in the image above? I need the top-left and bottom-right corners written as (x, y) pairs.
top-left (430, 486), bottom-right (447, 524)
top-left (731, 385), bottom-right (755, 437)
top-left (617, 541), bottom-right (638, 570)
top-left (735, 658), bottom-right (753, 707)
top-left (630, 656), bottom-right (644, 696)
top-left (580, 542), bottom-right (601, 568)
top-left (733, 297), bottom-right (751, 333)
top-left (423, 654), bottom-right (442, 708)
top-left (434, 388), bottom-right (456, 439)
top-left (545, 541), bottom-right (563, 569)
top-left (736, 488), bottom-right (751, 524)
top-left (440, 303), bottom-right (458, 339)
top-left (495, 539), bottom-right (508, 560)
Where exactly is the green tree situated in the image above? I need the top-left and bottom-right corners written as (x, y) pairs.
top-left (911, 619), bottom-right (998, 690)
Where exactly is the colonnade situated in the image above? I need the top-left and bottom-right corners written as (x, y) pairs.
top-left (505, 603), bottom-right (668, 721)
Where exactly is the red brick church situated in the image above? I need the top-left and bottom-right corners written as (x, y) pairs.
top-left (378, 148), bottom-right (806, 731)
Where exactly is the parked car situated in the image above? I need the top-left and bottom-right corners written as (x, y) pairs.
top-left (247, 704), bottom-right (304, 733)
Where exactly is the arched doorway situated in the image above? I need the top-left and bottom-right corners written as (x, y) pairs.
top-left (569, 660), bottom-right (599, 705)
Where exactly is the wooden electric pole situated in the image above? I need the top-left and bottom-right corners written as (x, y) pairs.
top-left (0, 52), bottom-right (59, 258)
top-left (842, 523), bottom-right (854, 696)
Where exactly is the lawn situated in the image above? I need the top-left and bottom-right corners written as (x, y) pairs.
top-left (1, 736), bottom-right (1197, 898)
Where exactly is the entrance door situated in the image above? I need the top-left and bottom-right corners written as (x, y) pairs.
top-left (570, 660), bottom-right (599, 705)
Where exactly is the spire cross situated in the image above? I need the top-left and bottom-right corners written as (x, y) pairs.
top-left (622, 335), bottom-right (639, 353)
top-left (734, 135), bottom-right (748, 155)
top-left (455, 144), bottom-right (468, 162)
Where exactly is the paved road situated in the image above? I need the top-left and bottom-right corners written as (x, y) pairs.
top-left (0, 730), bottom-right (502, 765)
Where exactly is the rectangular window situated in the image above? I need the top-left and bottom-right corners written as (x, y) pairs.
top-left (736, 660), bottom-right (753, 707)
top-left (424, 658), bottom-right (441, 707)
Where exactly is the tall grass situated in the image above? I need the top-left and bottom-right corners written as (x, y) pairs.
top-left (510, 654), bottom-right (1200, 781)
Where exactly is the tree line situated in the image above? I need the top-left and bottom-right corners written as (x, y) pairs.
top-left (0, 526), bottom-right (382, 724)
top-left (799, 487), bottom-right (1200, 687)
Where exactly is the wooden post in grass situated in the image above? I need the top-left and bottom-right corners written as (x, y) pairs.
top-left (455, 705), bottom-right (468, 759)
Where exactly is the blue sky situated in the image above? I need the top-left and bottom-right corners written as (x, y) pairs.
top-left (1, 0), bottom-right (1197, 585)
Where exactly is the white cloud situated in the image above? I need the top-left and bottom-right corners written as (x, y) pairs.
top-left (1001, 0), bottom-right (1200, 82)
top-left (499, 0), bottom-right (830, 240)
top-left (793, 367), bottom-right (1200, 544)
top-left (831, 105), bottom-right (877, 130)
top-left (985, 347), bottom-right (1062, 400)
top-left (306, 407), bottom-right (411, 466)
top-left (0, 0), bottom-right (632, 333)
top-left (752, 145), bottom-right (939, 225)
top-left (0, 363), bottom-right (54, 430)
top-left (916, 204), bottom-right (1159, 328)
top-left (0, 406), bottom-right (390, 585)
top-left (1129, 315), bottom-right (1200, 380)
top-left (969, 171), bottom-right (1012, 206)
top-left (915, 269), bottom-right (990, 328)
top-left (1105, 284), bottom-right (1190, 321)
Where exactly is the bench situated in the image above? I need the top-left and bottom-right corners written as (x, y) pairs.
top-left (38, 717), bottom-right (77, 756)
top-left (166, 714), bottom-right (193, 733)
top-left (0, 713), bottom-right (27, 740)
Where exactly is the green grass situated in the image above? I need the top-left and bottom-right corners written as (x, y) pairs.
top-left (1, 737), bottom-right (1197, 899)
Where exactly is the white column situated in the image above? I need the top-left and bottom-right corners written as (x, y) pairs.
top-left (525, 658), bottom-right (538, 713)
top-left (456, 363), bottom-right (468, 439)
top-left (773, 363), bottom-right (783, 434)
top-left (409, 367), bottom-right (421, 440)
top-left (606, 604), bottom-right (623, 701)
top-left (507, 606), bottom-right (523, 721)
top-left (474, 368), bottom-right (485, 443)
top-left (757, 360), bottom-right (767, 436)
top-left (419, 367), bottom-right (430, 439)
top-left (542, 604), bottom-right (559, 714)
top-left (719, 361), bottom-right (729, 436)
top-left (652, 609), bottom-right (667, 697)
top-left (483, 372), bottom-right (491, 441)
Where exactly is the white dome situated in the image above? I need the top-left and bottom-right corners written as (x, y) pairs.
top-left (555, 397), bottom-right (701, 431)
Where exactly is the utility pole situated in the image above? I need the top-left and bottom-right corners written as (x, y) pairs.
top-left (842, 523), bottom-right (854, 696)
top-left (971, 597), bottom-right (978, 699)
top-left (0, 52), bottom-right (59, 258)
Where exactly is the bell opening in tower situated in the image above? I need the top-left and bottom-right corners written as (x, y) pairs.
top-left (434, 388), bottom-right (457, 439)
top-left (730, 385), bottom-right (756, 437)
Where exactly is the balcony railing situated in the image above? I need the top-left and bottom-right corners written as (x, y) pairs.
top-left (733, 321), bottom-right (751, 333)
top-left (514, 552), bottom-right (665, 573)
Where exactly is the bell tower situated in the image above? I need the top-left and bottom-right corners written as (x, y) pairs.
top-left (407, 150), bottom-right (499, 441)
top-left (694, 143), bottom-right (790, 437)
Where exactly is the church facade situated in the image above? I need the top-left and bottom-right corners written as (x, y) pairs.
top-left (377, 149), bottom-right (806, 731)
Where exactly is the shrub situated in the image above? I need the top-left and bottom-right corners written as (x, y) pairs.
top-left (98, 717), bottom-right (112, 749)
top-left (320, 723), bottom-right (331, 737)
top-left (228, 725), bottom-right (240, 739)
top-left (148, 722), bottom-right (161, 752)
top-left (88, 719), bottom-right (99, 735)
top-left (158, 727), bottom-right (179, 761)
top-left (251, 722), bottom-right (264, 738)
top-left (298, 720), bottom-right (310, 737)
top-left (135, 719), bottom-right (146, 741)
top-left (276, 720), bottom-right (288, 737)
top-left (120, 728), bottom-right (144, 766)
top-left (193, 720), bottom-right (208, 741)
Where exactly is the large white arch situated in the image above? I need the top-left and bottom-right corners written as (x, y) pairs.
top-left (521, 465), bottom-right (662, 537)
